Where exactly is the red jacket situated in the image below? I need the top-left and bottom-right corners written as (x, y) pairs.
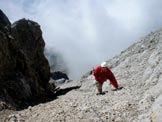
top-left (93, 66), bottom-right (118, 89)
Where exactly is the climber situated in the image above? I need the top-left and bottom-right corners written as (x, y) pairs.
top-left (93, 61), bottom-right (119, 95)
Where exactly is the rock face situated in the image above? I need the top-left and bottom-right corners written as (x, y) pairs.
top-left (51, 71), bottom-right (69, 80)
top-left (0, 10), bottom-right (51, 109)
top-left (51, 71), bottom-right (69, 85)
top-left (0, 10), bottom-right (11, 29)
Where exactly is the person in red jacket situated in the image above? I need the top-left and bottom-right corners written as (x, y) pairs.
top-left (93, 62), bottom-right (119, 95)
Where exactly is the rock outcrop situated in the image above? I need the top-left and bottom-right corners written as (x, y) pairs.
top-left (51, 71), bottom-right (69, 85)
top-left (51, 71), bottom-right (69, 80)
top-left (0, 10), bottom-right (11, 29)
top-left (0, 10), bottom-right (52, 110)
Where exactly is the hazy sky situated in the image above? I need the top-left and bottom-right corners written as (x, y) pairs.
top-left (1, 0), bottom-right (162, 79)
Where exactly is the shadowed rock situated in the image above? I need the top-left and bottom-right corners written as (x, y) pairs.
top-left (51, 71), bottom-right (69, 80)
top-left (0, 10), bottom-right (11, 29)
top-left (0, 10), bottom-right (52, 110)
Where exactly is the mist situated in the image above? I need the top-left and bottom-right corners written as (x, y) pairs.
top-left (1, 0), bottom-right (162, 79)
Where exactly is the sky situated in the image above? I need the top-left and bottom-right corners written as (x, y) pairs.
top-left (1, 0), bottom-right (162, 79)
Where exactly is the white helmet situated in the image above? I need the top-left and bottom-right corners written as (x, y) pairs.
top-left (101, 61), bottom-right (107, 67)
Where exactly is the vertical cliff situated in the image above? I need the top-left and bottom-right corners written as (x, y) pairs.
top-left (0, 10), bottom-right (52, 110)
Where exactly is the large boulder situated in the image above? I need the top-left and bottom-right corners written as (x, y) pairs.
top-left (51, 71), bottom-right (69, 80)
top-left (51, 71), bottom-right (69, 85)
top-left (0, 10), bottom-right (52, 109)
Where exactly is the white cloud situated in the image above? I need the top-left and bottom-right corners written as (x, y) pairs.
top-left (1, 0), bottom-right (162, 79)
top-left (107, 1), bottom-right (143, 30)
